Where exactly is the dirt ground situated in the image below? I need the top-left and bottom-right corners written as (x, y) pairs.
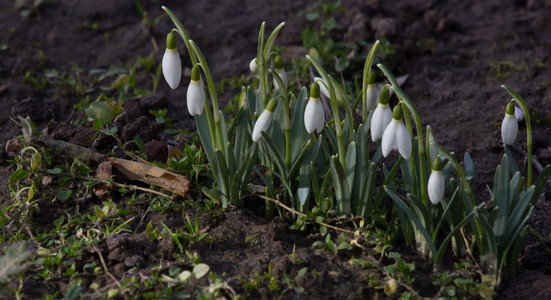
top-left (2, 0), bottom-right (551, 298)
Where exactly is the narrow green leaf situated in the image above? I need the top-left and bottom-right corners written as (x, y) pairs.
top-left (330, 156), bottom-right (351, 214)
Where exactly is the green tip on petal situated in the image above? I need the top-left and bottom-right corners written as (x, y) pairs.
top-left (166, 31), bottom-right (177, 50)
top-left (392, 104), bottom-right (403, 120)
top-left (310, 82), bottom-right (320, 99)
top-left (506, 100), bottom-right (515, 115)
top-left (191, 65), bottom-right (200, 81)
top-left (274, 55), bottom-right (284, 69)
top-left (368, 72), bottom-right (375, 84)
top-left (379, 85), bottom-right (390, 105)
top-left (266, 98), bottom-right (279, 112)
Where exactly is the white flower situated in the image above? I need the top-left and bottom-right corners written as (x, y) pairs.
top-left (304, 97), bottom-right (324, 133)
top-left (314, 77), bottom-right (330, 98)
top-left (314, 76), bottom-right (345, 105)
top-left (370, 103), bottom-right (392, 142)
top-left (514, 106), bottom-right (524, 121)
top-left (186, 79), bottom-right (205, 116)
top-left (428, 170), bottom-right (445, 205)
top-left (365, 84), bottom-right (378, 112)
top-left (252, 110), bottom-right (273, 142)
top-left (249, 58), bottom-right (258, 72)
top-left (501, 102), bottom-right (518, 145)
top-left (501, 113), bottom-right (518, 145)
top-left (382, 118), bottom-right (411, 159)
top-left (162, 48), bottom-right (181, 89)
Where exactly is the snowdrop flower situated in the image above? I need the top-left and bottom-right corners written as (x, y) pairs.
top-left (162, 31), bottom-right (181, 89)
top-left (314, 76), bottom-right (346, 106)
top-left (252, 99), bottom-right (278, 142)
top-left (501, 101), bottom-right (518, 145)
top-left (304, 82), bottom-right (325, 134)
top-left (314, 77), bottom-right (330, 98)
top-left (382, 105), bottom-right (411, 159)
top-left (186, 66), bottom-right (205, 116)
top-left (370, 86), bottom-right (392, 142)
top-left (365, 72), bottom-right (378, 112)
top-left (514, 105), bottom-right (524, 121)
top-left (273, 55), bottom-right (287, 91)
top-left (428, 157), bottom-right (445, 205)
top-left (249, 57), bottom-right (258, 72)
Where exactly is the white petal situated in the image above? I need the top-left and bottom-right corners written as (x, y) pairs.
top-left (514, 106), bottom-right (524, 121)
top-left (314, 77), bottom-right (330, 98)
top-left (501, 113), bottom-right (518, 145)
top-left (370, 103), bottom-right (392, 142)
top-left (365, 84), bottom-right (378, 112)
top-left (249, 58), bottom-right (258, 72)
top-left (381, 120), bottom-right (398, 157)
top-left (428, 170), bottom-right (445, 205)
top-left (304, 99), bottom-right (318, 134)
top-left (252, 110), bottom-right (272, 142)
top-left (314, 101), bottom-right (325, 133)
top-left (396, 121), bottom-right (412, 159)
top-left (162, 48), bottom-right (182, 89)
top-left (186, 80), bottom-right (205, 116)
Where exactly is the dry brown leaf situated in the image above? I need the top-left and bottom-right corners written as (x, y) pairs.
top-left (94, 161), bottom-right (112, 197)
top-left (108, 157), bottom-right (190, 197)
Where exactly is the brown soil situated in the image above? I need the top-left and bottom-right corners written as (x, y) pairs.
top-left (1, 0), bottom-right (551, 298)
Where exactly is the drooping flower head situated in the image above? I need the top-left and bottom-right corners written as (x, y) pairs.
top-left (501, 100), bottom-right (518, 145)
top-left (249, 57), bottom-right (258, 73)
top-left (428, 156), bottom-right (446, 205)
top-left (186, 66), bottom-right (205, 116)
top-left (252, 98), bottom-right (278, 142)
top-left (162, 31), bottom-right (182, 89)
top-left (304, 82), bottom-right (325, 134)
top-left (382, 104), bottom-right (411, 159)
top-left (365, 72), bottom-right (378, 112)
top-left (370, 85), bottom-right (392, 142)
top-left (273, 55), bottom-right (287, 91)
top-left (314, 76), bottom-right (345, 106)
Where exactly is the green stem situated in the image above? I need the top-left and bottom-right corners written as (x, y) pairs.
top-left (162, 7), bottom-right (198, 66)
top-left (378, 64), bottom-right (428, 205)
top-left (502, 85), bottom-right (532, 186)
top-left (307, 55), bottom-right (345, 167)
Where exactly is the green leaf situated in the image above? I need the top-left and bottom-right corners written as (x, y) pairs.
top-left (9, 169), bottom-right (29, 182)
top-left (385, 186), bottom-right (437, 257)
top-left (330, 156), bottom-right (351, 214)
top-left (56, 190), bottom-right (72, 201)
top-left (193, 263), bottom-right (210, 279)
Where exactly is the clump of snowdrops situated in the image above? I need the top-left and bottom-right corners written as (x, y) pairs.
top-left (160, 6), bottom-right (549, 288)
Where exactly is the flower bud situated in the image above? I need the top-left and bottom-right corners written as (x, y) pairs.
top-left (428, 169), bottom-right (445, 205)
top-left (365, 72), bottom-right (378, 112)
top-left (304, 82), bottom-right (325, 134)
top-left (162, 31), bottom-right (181, 89)
top-left (249, 58), bottom-right (258, 72)
top-left (186, 66), bottom-right (205, 116)
top-left (501, 101), bottom-right (518, 145)
top-left (252, 98), bottom-right (278, 142)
